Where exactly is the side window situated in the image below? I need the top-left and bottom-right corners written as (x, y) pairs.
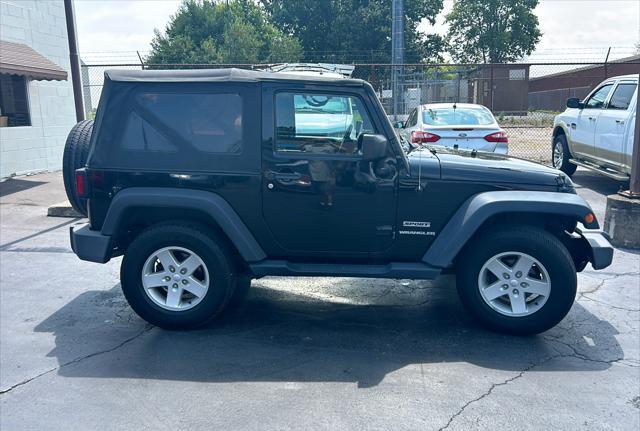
top-left (275, 92), bottom-right (376, 155)
top-left (584, 84), bottom-right (613, 109)
top-left (133, 92), bottom-right (243, 154)
top-left (607, 83), bottom-right (637, 110)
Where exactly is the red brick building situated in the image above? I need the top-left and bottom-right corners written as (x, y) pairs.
top-left (528, 55), bottom-right (640, 111)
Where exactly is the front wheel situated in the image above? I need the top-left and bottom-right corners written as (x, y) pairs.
top-left (456, 226), bottom-right (577, 335)
top-left (552, 134), bottom-right (577, 176)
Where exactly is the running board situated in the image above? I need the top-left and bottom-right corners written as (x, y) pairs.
top-left (249, 260), bottom-right (442, 280)
top-left (569, 158), bottom-right (629, 181)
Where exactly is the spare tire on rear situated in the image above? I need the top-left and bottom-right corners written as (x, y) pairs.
top-left (62, 120), bottom-right (94, 216)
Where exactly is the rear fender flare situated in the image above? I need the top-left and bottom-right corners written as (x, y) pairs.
top-left (100, 187), bottom-right (266, 262)
top-left (422, 191), bottom-right (598, 268)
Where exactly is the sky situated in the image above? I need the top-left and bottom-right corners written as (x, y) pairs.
top-left (75, 0), bottom-right (640, 63)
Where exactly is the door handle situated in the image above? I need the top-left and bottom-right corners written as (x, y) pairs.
top-left (615, 119), bottom-right (625, 124)
top-left (588, 116), bottom-right (596, 121)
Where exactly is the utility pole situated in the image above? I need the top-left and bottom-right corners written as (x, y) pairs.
top-left (391, 0), bottom-right (404, 120)
top-left (634, 79), bottom-right (640, 195)
top-left (620, 75), bottom-right (640, 198)
top-left (606, 75), bottom-right (639, 249)
top-left (63, 0), bottom-right (84, 122)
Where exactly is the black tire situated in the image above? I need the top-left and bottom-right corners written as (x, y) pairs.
top-left (227, 274), bottom-right (252, 310)
top-left (121, 223), bottom-right (238, 330)
top-left (551, 134), bottom-right (577, 177)
top-left (456, 225), bottom-right (577, 335)
top-left (62, 120), bottom-right (94, 216)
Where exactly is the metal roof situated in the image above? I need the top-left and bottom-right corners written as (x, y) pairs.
top-left (104, 68), bottom-right (366, 86)
top-left (0, 40), bottom-right (68, 81)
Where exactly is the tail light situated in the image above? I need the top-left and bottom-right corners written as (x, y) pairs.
top-left (411, 131), bottom-right (440, 144)
top-left (484, 131), bottom-right (508, 143)
top-left (75, 168), bottom-right (88, 198)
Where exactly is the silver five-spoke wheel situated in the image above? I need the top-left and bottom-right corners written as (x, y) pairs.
top-left (553, 140), bottom-right (564, 168)
top-left (478, 251), bottom-right (551, 317)
top-left (142, 246), bottom-right (209, 311)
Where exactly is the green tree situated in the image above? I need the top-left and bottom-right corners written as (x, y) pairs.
top-left (146, 0), bottom-right (302, 64)
top-left (445, 0), bottom-right (541, 63)
top-left (261, 0), bottom-right (445, 63)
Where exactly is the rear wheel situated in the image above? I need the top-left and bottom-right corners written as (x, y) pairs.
top-left (121, 223), bottom-right (237, 329)
top-left (552, 134), bottom-right (577, 176)
top-left (62, 120), bottom-right (94, 215)
top-left (456, 225), bottom-right (576, 335)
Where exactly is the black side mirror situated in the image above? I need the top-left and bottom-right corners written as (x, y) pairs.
top-left (360, 134), bottom-right (388, 161)
top-left (393, 121), bottom-right (404, 129)
top-left (566, 97), bottom-right (583, 109)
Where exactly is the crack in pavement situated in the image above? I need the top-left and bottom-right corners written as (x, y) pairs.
top-left (583, 271), bottom-right (640, 279)
top-left (578, 294), bottom-right (640, 312)
top-left (576, 273), bottom-right (640, 312)
top-left (578, 278), bottom-right (606, 297)
top-left (437, 357), bottom-right (552, 431)
top-left (543, 335), bottom-right (640, 368)
top-left (0, 325), bottom-right (153, 395)
top-left (437, 349), bottom-right (639, 431)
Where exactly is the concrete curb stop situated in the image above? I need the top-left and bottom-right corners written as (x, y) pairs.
top-left (47, 201), bottom-right (83, 218)
top-left (604, 193), bottom-right (640, 249)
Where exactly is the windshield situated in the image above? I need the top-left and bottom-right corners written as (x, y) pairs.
top-left (422, 106), bottom-right (495, 126)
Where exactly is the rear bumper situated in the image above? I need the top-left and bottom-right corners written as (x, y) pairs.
top-left (578, 229), bottom-right (614, 270)
top-left (69, 223), bottom-right (112, 263)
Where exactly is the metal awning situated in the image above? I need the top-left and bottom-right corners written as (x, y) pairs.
top-left (0, 40), bottom-right (68, 81)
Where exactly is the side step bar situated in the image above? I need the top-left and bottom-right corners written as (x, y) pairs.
top-left (249, 260), bottom-right (442, 280)
top-left (569, 158), bottom-right (629, 181)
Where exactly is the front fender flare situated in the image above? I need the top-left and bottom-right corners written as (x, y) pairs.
top-left (101, 187), bottom-right (266, 262)
top-left (422, 191), bottom-right (597, 268)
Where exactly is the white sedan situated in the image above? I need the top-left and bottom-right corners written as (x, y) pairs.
top-left (396, 103), bottom-right (508, 154)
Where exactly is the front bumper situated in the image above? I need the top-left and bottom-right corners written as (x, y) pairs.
top-left (578, 229), bottom-right (614, 270)
top-left (69, 223), bottom-right (112, 263)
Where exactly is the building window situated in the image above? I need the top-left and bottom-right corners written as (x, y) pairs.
top-left (0, 73), bottom-right (31, 127)
top-left (509, 69), bottom-right (526, 80)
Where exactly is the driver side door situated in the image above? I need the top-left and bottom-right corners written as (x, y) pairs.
top-left (261, 87), bottom-right (398, 257)
top-left (570, 82), bottom-right (614, 158)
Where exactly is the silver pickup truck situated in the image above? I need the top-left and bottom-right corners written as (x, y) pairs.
top-left (552, 74), bottom-right (638, 180)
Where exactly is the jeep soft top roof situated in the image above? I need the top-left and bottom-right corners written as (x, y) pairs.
top-left (105, 68), bottom-right (366, 86)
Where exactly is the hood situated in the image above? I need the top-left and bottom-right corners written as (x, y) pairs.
top-left (407, 147), bottom-right (571, 189)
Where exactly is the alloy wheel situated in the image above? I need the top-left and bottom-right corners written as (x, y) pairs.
top-left (553, 141), bottom-right (564, 168)
top-left (141, 246), bottom-right (210, 311)
top-left (477, 251), bottom-right (551, 317)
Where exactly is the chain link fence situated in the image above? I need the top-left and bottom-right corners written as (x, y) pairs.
top-left (81, 59), bottom-right (640, 164)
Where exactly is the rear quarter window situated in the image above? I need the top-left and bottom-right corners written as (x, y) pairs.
top-left (134, 93), bottom-right (243, 154)
top-left (89, 82), bottom-right (260, 174)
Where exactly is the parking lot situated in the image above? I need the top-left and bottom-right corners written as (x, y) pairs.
top-left (0, 170), bottom-right (638, 430)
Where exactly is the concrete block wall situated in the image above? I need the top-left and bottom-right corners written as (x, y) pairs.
top-left (0, 0), bottom-right (77, 179)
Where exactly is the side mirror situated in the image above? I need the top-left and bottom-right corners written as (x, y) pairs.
top-left (566, 97), bottom-right (583, 109)
top-left (361, 134), bottom-right (388, 161)
top-left (393, 121), bottom-right (404, 129)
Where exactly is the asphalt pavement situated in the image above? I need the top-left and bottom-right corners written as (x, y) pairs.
top-left (0, 169), bottom-right (638, 431)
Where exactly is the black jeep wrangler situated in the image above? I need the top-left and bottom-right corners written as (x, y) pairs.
top-left (66, 68), bottom-right (613, 334)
